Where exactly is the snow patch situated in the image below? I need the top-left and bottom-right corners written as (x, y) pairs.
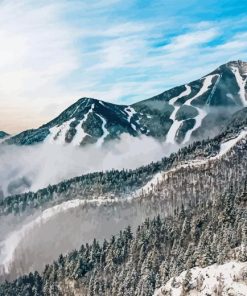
top-left (217, 130), bottom-right (247, 157)
top-left (125, 106), bottom-right (137, 122)
top-left (154, 261), bottom-right (247, 296)
top-left (135, 172), bottom-right (163, 196)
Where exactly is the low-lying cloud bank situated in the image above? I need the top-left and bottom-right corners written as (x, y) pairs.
top-left (0, 134), bottom-right (178, 197)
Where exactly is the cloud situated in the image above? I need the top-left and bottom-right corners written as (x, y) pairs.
top-left (163, 28), bottom-right (219, 51)
top-left (0, 0), bottom-right (247, 133)
top-left (0, 134), bottom-right (178, 197)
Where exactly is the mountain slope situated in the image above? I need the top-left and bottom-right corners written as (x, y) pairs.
top-left (1, 188), bottom-right (246, 296)
top-left (0, 131), bottom-right (9, 139)
top-left (0, 108), bottom-right (247, 281)
top-left (154, 261), bottom-right (247, 296)
top-left (2, 107), bottom-right (247, 217)
top-left (6, 60), bottom-right (247, 146)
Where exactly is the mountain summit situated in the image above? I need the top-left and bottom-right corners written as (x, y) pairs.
top-left (6, 60), bottom-right (247, 146)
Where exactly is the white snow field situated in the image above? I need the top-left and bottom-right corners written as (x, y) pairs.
top-left (154, 261), bottom-right (247, 296)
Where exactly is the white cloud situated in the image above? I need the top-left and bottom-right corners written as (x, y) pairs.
top-left (163, 28), bottom-right (219, 51)
top-left (0, 1), bottom-right (247, 134)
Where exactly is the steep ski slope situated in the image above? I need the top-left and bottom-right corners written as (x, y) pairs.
top-left (6, 60), bottom-right (247, 146)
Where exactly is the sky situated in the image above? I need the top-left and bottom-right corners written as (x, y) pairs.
top-left (0, 0), bottom-right (247, 134)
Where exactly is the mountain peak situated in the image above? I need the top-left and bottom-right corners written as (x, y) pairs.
top-left (6, 60), bottom-right (247, 146)
top-left (217, 60), bottom-right (247, 76)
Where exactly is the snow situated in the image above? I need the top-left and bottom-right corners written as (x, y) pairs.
top-left (154, 261), bottom-right (247, 296)
top-left (0, 198), bottom-right (115, 274)
top-left (125, 106), bottom-right (137, 122)
top-left (96, 114), bottom-right (110, 147)
top-left (206, 74), bottom-right (221, 104)
top-left (135, 172), bottom-right (163, 195)
top-left (131, 123), bottom-right (137, 131)
top-left (72, 121), bottom-right (89, 146)
top-left (182, 75), bottom-right (217, 144)
top-left (217, 130), bottom-right (247, 157)
top-left (231, 66), bottom-right (247, 106)
top-left (124, 106), bottom-right (139, 131)
top-left (46, 118), bottom-right (75, 145)
top-left (166, 85), bottom-right (192, 144)
top-left (72, 104), bottom-right (94, 146)
top-left (138, 129), bottom-right (247, 195)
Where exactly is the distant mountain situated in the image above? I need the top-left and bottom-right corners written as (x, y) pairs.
top-left (0, 131), bottom-right (9, 139)
top-left (6, 60), bottom-right (247, 146)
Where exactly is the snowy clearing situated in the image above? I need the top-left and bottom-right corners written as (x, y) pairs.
top-left (154, 261), bottom-right (247, 296)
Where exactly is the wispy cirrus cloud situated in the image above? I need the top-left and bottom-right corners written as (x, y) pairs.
top-left (0, 0), bottom-right (247, 133)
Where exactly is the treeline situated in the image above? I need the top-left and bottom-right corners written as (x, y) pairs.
top-left (1, 185), bottom-right (246, 295)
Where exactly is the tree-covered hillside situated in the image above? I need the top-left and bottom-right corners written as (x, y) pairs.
top-left (1, 185), bottom-right (246, 295)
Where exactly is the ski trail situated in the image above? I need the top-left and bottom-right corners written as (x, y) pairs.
top-left (166, 85), bottom-right (192, 143)
top-left (124, 106), bottom-right (138, 131)
top-left (124, 106), bottom-right (137, 122)
top-left (72, 104), bottom-right (94, 145)
top-left (46, 118), bottom-right (75, 144)
top-left (96, 114), bottom-right (109, 147)
top-left (182, 75), bottom-right (216, 144)
top-left (231, 66), bottom-right (247, 106)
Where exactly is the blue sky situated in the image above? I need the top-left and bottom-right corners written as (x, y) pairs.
top-left (0, 0), bottom-right (247, 133)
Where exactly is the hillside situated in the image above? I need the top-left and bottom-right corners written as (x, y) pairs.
top-left (1, 107), bottom-right (247, 217)
top-left (0, 107), bottom-right (246, 282)
top-left (0, 187), bottom-right (246, 295)
top-left (6, 60), bottom-right (247, 146)
top-left (0, 131), bottom-right (9, 139)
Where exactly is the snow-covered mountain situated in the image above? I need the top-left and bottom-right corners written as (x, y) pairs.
top-left (6, 60), bottom-right (247, 146)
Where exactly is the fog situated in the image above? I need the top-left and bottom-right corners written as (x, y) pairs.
top-left (0, 195), bottom-right (173, 281)
top-left (0, 134), bottom-right (178, 197)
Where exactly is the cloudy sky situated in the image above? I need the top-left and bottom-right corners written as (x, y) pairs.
top-left (0, 0), bottom-right (247, 133)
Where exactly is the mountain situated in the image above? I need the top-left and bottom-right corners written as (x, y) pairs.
top-left (0, 107), bottom-right (247, 282)
top-left (0, 131), bottom-right (9, 139)
top-left (6, 60), bottom-right (247, 146)
top-left (1, 62), bottom-right (247, 295)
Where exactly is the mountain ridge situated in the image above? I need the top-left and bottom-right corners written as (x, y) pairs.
top-left (0, 131), bottom-right (9, 139)
top-left (5, 60), bottom-right (247, 146)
